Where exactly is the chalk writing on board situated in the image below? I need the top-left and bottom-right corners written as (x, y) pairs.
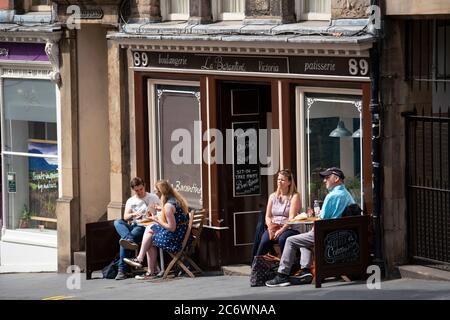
top-left (324, 230), bottom-right (360, 264)
top-left (233, 122), bottom-right (261, 196)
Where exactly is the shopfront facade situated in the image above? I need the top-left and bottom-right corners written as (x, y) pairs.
top-left (107, 33), bottom-right (374, 267)
top-left (47, 0), bottom-right (378, 272)
top-left (0, 35), bottom-right (62, 272)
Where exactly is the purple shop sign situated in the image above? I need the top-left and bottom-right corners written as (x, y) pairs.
top-left (0, 42), bottom-right (48, 62)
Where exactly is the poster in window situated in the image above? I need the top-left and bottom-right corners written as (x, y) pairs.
top-left (28, 141), bottom-right (58, 225)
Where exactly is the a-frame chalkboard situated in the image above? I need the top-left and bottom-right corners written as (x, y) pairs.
top-left (313, 215), bottom-right (371, 288)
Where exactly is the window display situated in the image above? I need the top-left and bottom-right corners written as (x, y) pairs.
top-left (1, 78), bottom-right (58, 231)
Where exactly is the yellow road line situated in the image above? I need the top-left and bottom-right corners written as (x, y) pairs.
top-left (42, 295), bottom-right (75, 300)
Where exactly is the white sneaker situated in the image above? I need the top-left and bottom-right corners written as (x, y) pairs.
top-left (135, 272), bottom-right (158, 280)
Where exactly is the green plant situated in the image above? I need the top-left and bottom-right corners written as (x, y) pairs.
top-left (21, 205), bottom-right (31, 221)
top-left (345, 176), bottom-right (362, 204)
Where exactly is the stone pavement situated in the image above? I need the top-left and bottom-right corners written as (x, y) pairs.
top-left (0, 271), bottom-right (449, 300)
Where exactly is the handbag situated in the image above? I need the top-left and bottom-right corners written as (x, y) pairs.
top-left (249, 254), bottom-right (280, 287)
top-left (268, 223), bottom-right (283, 240)
top-left (268, 196), bottom-right (290, 240)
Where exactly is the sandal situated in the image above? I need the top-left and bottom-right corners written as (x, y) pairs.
top-left (124, 257), bottom-right (143, 268)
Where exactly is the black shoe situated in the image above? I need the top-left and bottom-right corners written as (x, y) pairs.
top-left (120, 239), bottom-right (139, 251)
top-left (115, 271), bottom-right (128, 280)
top-left (265, 274), bottom-right (290, 287)
top-left (290, 269), bottom-right (313, 285)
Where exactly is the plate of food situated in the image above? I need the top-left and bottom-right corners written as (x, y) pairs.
top-left (286, 212), bottom-right (315, 224)
top-left (136, 217), bottom-right (154, 226)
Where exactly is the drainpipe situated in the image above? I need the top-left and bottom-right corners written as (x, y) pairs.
top-left (369, 0), bottom-right (385, 276)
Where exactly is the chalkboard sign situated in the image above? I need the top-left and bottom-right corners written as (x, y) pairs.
top-left (313, 215), bottom-right (370, 288)
top-left (232, 121), bottom-right (261, 197)
top-left (323, 229), bottom-right (360, 264)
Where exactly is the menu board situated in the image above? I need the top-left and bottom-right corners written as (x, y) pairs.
top-left (232, 122), bottom-right (261, 197)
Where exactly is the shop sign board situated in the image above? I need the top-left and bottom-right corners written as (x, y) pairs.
top-left (132, 51), bottom-right (370, 77)
top-left (0, 42), bottom-right (48, 62)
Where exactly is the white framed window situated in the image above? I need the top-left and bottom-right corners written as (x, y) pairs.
top-left (295, 87), bottom-right (363, 211)
top-left (147, 80), bottom-right (203, 209)
top-left (161, 0), bottom-right (190, 21)
top-left (212, 0), bottom-right (245, 21)
top-left (295, 0), bottom-right (331, 21)
top-left (1, 71), bottom-right (60, 232)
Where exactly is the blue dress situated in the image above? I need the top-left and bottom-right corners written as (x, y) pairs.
top-left (150, 197), bottom-right (189, 253)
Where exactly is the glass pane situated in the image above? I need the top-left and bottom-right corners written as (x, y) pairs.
top-left (170, 0), bottom-right (189, 14)
top-left (222, 0), bottom-right (244, 13)
top-left (305, 93), bottom-right (362, 207)
top-left (2, 79), bottom-right (57, 153)
top-left (3, 79), bottom-right (56, 123)
top-left (3, 152), bottom-right (58, 231)
top-left (156, 85), bottom-right (202, 208)
top-left (305, 0), bottom-right (331, 14)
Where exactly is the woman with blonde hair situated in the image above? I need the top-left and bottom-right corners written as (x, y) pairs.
top-left (255, 169), bottom-right (301, 256)
top-left (124, 180), bottom-right (190, 279)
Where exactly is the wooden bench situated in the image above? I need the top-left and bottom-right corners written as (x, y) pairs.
top-left (313, 215), bottom-right (370, 288)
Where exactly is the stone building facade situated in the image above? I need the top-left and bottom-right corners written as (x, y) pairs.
top-left (12, 0), bottom-right (444, 276)
top-left (381, 0), bottom-right (450, 274)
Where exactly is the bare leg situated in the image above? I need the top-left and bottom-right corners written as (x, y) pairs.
top-left (137, 230), bottom-right (153, 262)
top-left (146, 245), bottom-right (158, 274)
top-left (149, 246), bottom-right (158, 273)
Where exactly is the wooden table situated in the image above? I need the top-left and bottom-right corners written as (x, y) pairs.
top-left (284, 217), bottom-right (318, 233)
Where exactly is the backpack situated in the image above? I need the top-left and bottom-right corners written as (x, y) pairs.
top-left (102, 257), bottom-right (120, 279)
top-left (342, 203), bottom-right (363, 217)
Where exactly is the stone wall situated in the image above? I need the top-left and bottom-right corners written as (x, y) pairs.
top-left (380, 19), bottom-right (432, 276)
top-left (332, 0), bottom-right (371, 19)
top-left (245, 0), bottom-right (295, 24)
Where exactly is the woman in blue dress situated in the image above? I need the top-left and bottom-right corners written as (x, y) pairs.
top-left (124, 180), bottom-right (189, 278)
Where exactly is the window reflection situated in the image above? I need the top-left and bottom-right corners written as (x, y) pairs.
top-left (305, 93), bottom-right (362, 208)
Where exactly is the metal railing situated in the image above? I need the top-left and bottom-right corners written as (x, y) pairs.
top-left (405, 107), bottom-right (450, 265)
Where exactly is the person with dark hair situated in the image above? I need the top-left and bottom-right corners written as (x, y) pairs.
top-left (113, 177), bottom-right (160, 280)
top-left (124, 180), bottom-right (190, 280)
top-left (265, 167), bottom-right (355, 287)
top-left (255, 169), bottom-right (302, 256)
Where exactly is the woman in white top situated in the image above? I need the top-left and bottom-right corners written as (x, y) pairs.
top-left (255, 169), bottom-right (301, 256)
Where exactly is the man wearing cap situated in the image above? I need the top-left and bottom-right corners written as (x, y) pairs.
top-left (265, 167), bottom-right (355, 287)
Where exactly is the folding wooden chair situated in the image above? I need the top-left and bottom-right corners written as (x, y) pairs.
top-left (180, 209), bottom-right (206, 275)
top-left (162, 209), bottom-right (206, 279)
